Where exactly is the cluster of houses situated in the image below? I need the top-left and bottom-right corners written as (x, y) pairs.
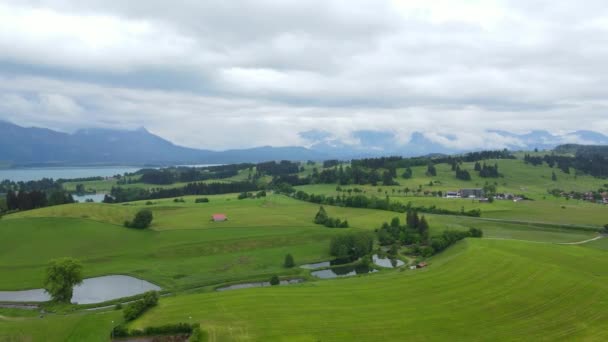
top-left (445, 188), bottom-right (485, 199)
top-left (555, 191), bottom-right (608, 204)
top-left (445, 189), bottom-right (524, 202)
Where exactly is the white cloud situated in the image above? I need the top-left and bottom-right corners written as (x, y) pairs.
top-left (0, 0), bottom-right (607, 150)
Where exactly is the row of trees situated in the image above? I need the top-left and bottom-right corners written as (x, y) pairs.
top-left (5, 190), bottom-right (74, 211)
top-left (105, 181), bottom-right (259, 203)
top-left (351, 150), bottom-right (515, 170)
top-left (290, 190), bottom-right (482, 217)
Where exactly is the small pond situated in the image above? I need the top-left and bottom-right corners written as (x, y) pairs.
top-left (299, 258), bottom-right (351, 270)
top-left (72, 193), bottom-right (107, 203)
top-left (311, 265), bottom-right (377, 279)
top-left (216, 279), bottom-right (304, 292)
top-left (372, 254), bottom-right (405, 268)
top-left (0, 275), bottom-right (161, 304)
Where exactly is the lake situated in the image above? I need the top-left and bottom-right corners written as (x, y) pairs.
top-left (0, 275), bottom-right (161, 304)
top-left (0, 166), bottom-right (142, 182)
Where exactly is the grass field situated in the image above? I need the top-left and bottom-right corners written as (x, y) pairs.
top-left (3, 238), bottom-right (607, 341)
top-left (2, 154), bottom-right (608, 341)
top-left (127, 238), bottom-right (608, 341)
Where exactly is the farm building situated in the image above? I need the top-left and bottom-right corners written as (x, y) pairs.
top-left (445, 191), bottom-right (460, 198)
top-left (459, 188), bottom-right (484, 198)
top-left (211, 214), bottom-right (227, 222)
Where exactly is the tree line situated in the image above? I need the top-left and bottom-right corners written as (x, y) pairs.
top-left (104, 181), bottom-right (259, 203)
top-left (288, 189), bottom-right (482, 217)
top-left (5, 189), bottom-right (74, 211)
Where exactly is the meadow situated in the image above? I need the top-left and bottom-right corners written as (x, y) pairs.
top-left (1, 155), bottom-right (607, 341)
top-left (126, 239), bottom-right (608, 341)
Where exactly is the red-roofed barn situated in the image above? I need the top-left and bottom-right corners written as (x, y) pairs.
top-left (212, 214), bottom-right (227, 222)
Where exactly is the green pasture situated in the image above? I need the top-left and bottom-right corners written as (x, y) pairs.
top-left (127, 238), bottom-right (608, 341)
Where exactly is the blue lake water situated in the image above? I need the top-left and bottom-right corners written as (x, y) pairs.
top-left (0, 166), bottom-right (142, 182)
top-left (0, 275), bottom-right (161, 304)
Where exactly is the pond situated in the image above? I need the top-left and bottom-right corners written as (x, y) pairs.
top-left (311, 265), bottom-right (377, 279)
top-left (216, 279), bottom-right (304, 292)
top-left (0, 275), bottom-right (161, 304)
top-left (299, 258), bottom-right (351, 270)
top-left (372, 254), bottom-right (405, 268)
top-left (72, 193), bottom-right (107, 203)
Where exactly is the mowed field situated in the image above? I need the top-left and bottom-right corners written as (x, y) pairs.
top-left (128, 239), bottom-right (608, 341)
top-left (1, 169), bottom-right (607, 342)
top-left (1, 194), bottom-right (598, 291)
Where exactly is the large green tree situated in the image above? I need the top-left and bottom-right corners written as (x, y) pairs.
top-left (43, 258), bottom-right (83, 303)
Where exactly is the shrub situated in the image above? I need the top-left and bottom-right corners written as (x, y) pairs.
top-left (284, 254), bottom-right (295, 268)
top-left (195, 198), bottom-right (209, 203)
top-left (112, 323), bottom-right (199, 339)
top-left (123, 291), bottom-right (158, 321)
top-left (124, 209), bottom-right (153, 229)
top-left (469, 227), bottom-right (483, 237)
top-left (115, 303), bottom-right (122, 310)
top-left (189, 325), bottom-right (208, 342)
top-left (270, 275), bottom-right (280, 285)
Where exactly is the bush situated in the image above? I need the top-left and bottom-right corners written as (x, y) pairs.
top-left (284, 254), bottom-right (295, 268)
top-left (189, 325), bottom-right (208, 342)
top-left (115, 303), bottom-right (122, 310)
top-left (112, 323), bottom-right (200, 339)
top-left (270, 275), bottom-right (280, 285)
top-left (195, 198), bottom-right (209, 203)
top-left (124, 209), bottom-right (154, 229)
top-left (469, 227), bottom-right (483, 237)
top-left (237, 192), bottom-right (252, 200)
top-left (123, 291), bottom-right (159, 321)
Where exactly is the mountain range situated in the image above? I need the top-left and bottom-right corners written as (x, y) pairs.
top-left (1, 120), bottom-right (607, 166)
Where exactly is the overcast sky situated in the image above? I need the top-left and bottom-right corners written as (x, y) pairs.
top-left (0, 0), bottom-right (607, 150)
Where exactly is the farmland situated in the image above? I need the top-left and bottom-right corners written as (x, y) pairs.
top-left (1, 152), bottom-right (607, 341)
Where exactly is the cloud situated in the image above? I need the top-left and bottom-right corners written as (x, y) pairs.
top-left (0, 0), bottom-right (607, 150)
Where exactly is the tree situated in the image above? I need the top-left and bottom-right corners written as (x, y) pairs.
top-left (552, 171), bottom-right (557, 181)
top-left (314, 206), bottom-right (328, 224)
top-left (270, 275), bottom-right (280, 285)
top-left (426, 163), bottom-right (437, 177)
top-left (284, 254), bottom-right (295, 268)
top-left (601, 224), bottom-right (608, 234)
top-left (43, 258), bottom-right (83, 302)
top-left (418, 215), bottom-right (430, 242)
top-left (382, 171), bottom-right (394, 186)
top-left (125, 209), bottom-right (154, 229)
top-left (402, 167), bottom-right (413, 179)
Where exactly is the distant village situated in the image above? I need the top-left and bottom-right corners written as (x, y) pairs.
top-left (445, 188), bottom-right (525, 203)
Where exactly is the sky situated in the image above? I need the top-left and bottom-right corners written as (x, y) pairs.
top-left (0, 0), bottom-right (607, 150)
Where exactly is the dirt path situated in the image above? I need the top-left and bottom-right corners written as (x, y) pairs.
top-left (557, 235), bottom-right (605, 245)
top-left (484, 235), bottom-right (605, 245)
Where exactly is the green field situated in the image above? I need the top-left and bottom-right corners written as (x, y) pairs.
top-left (1, 154), bottom-right (608, 341)
top-left (128, 239), bottom-right (608, 341)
